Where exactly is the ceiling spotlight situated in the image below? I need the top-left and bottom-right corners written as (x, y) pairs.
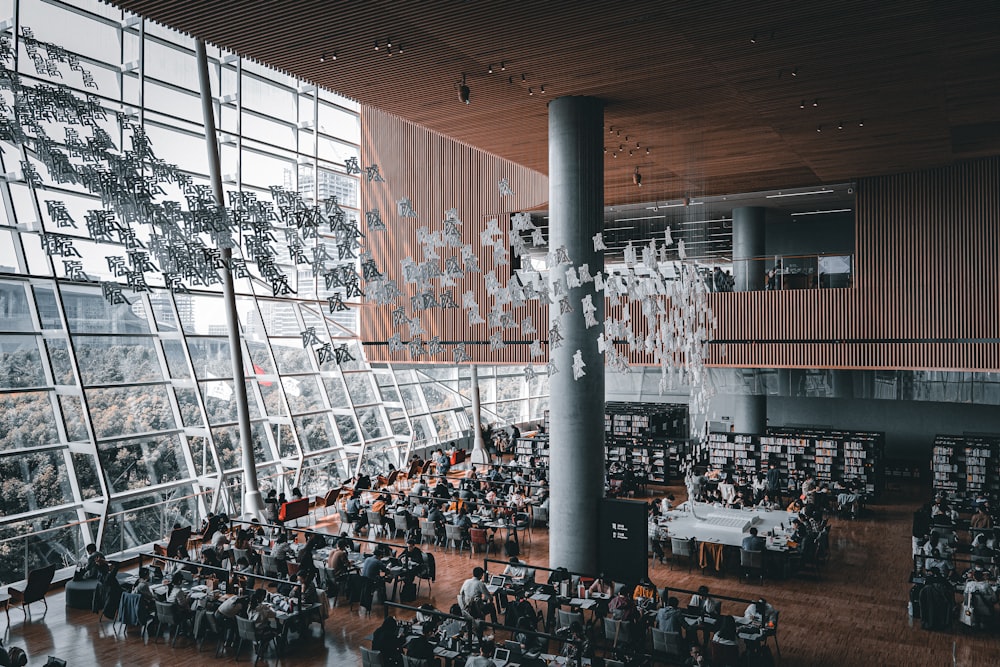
top-left (616, 130), bottom-right (621, 136)
top-left (613, 152), bottom-right (617, 159)
top-left (609, 125), bottom-right (614, 133)
top-left (500, 61), bottom-right (506, 71)
top-left (603, 146), bottom-right (607, 153)
top-left (320, 53), bottom-right (327, 63)
top-left (332, 51), bottom-right (337, 61)
top-left (387, 45), bottom-right (392, 56)
top-left (374, 40), bottom-right (379, 51)
top-left (799, 100), bottom-right (805, 109)
top-left (791, 67), bottom-right (798, 77)
top-left (646, 147), bottom-right (650, 155)
top-left (528, 87), bottom-right (534, 95)
top-left (540, 85), bottom-right (545, 94)
top-left (628, 150), bottom-right (633, 156)
top-left (387, 38), bottom-right (392, 48)
top-left (816, 125), bottom-right (822, 132)
top-left (458, 73), bottom-right (470, 105)
top-left (636, 142), bottom-right (640, 148)
top-left (508, 75), bottom-right (513, 84)
top-left (398, 44), bottom-right (403, 54)
top-left (488, 64), bottom-right (493, 74)
top-left (837, 121), bottom-right (844, 130)
top-left (750, 33), bottom-right (757, 44)
top-left (859, 119), bottom-right (865, 127)
top-left (812, 99), bottom-right (819, 107)
top-left (521, 73), bottom-right (526, 82)
top-left (619, 144), bottom-right (624, 151)
top-left (633, 166), bottom-right (642, 187)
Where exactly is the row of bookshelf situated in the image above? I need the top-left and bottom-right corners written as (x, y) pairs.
top-left (698, 427), bottom-right (885, 495)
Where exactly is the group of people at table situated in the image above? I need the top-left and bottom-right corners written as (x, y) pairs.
top-left (912, 493), bottom-right (1000, 630)
top-left (369, 558), bottom-right (780, 667)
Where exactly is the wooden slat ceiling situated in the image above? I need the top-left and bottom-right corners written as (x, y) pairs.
top-left (111, 0), bottom-right (1000, 207)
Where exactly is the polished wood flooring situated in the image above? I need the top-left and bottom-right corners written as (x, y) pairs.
top-left (3, 480), bottom-right (997, 666)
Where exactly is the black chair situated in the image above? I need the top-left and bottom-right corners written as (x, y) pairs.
top-left (739, 548), bottom-right (765, 584)
top-left (9, 563), bottom-right (57, 620)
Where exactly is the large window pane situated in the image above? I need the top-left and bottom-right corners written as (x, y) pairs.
top-left (0, 283), bottom-right (33, 331)
top-left (0, 335), bottom-right (44, 387)
top-left (75, 336), bottom-right (163, 385)
top-left (0, 450), bottom-right (72, 515)
top-left (98, 434), bottom-right (189, 493)
top-left (0, 391), bottom-right (58, 450)
top-left (86, 385), bottom-right (176, 438)
top-left (295, 415), bottom-right (338, 452)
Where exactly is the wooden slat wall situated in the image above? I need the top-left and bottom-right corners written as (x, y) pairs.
top-left (707, 157), bottom-right (1000, 371)
top-left (359, 106), bottom-right (549, 364)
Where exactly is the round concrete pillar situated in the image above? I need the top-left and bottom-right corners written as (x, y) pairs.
top-left (547, 96), bottom-right (605, 573)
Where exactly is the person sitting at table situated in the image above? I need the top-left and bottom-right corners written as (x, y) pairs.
top-left (686, 644), bottom-right (708, 667)
top-left (336, 532), bottom-right (356, 552)
top-left (427, 502), bottom-right (447, 544)
top-left (371, 615), bottom-right (404, 667)
top-left (514, 614), bottom-right (545, 660)
top-left (656, 596), bottom-right (684, 634)
top-left (326, 540), bottom-right (352, 578)
top-left (454, 506), bottom-right (473, 536)
top-left (448, 492), bottom-right (465, 514)
top-left (361, 552), bottom-right (388, 609)
top-left (77, 543), bottom-right (106, 580)
top-left (756, 493), bottom-right (779, 510)
top-left (633, 576), bottom-right (658, 610)
top-left (718, 475), bottom-right (736, 506)
top-left (372, 491), bottom-right (392, 517)
top-left (199, 546), bottom-right (224, 576)
top-left (133, 567), bottom-right (157, 605)
top-left (711, 614), bottom-right (745, 656)
top-left (410, 476), bottom-right (429, 498)
top-left (502, 555), bottom-right (529, 585)
top-left (786, 497), bottom-right (804, 513)
top-left (742, 527), bottom-right (766, 552)
top-left (689, 585), bottom-right (721, 616)
top-left (964, 569), bottom-right (997, 629)
top-left (458, 567), bottom-right (498, 624)
top-left (924, 548), bottom-right (953, 578)
top-left (209, 523), bottom-right (231, 551)
top-left (743, 598), bottom-right (776, 626)
top-left (433, 477), bottom-right (452, 500)
top-left (588, 572), bottom-right (614, 617)
top-left (297, 534), bottom-right (326, 580)
top-left (345, 490), bottom-right (367, 531)
top-left (609, 588), bottom-right (639, 622)
top-left (291, 570), bottom-right (322, 632)
top-left (410, 497), bottom-right (429, 520)
top-left (406, 623), bottom-right (441, 667)
top-left (560, 621), bottom-right (592, 661)
top-left (464, 640), bottom-right (495, 667)
top-left (247, 588), bottom-right (278, 640)
top-left (271, 534), bottom-right (294, 565)
top-left (291, 487), bottom-right (303, 501)
top-left (214, 592), bottom-right (250, 647)
top-left (397, 539), bottom-right (425, 584)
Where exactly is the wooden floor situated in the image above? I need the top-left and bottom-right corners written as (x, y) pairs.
top-left (4, 480), bottom-right (997, 666)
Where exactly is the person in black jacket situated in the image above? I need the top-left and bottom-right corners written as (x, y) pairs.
top-left (371, 615), bottom-right (404, 667)
top-left (406, 624), bottom-right (441, 667)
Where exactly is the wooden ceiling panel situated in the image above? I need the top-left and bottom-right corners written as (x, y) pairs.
top-left (112, 0), bottom-right (1000, 206)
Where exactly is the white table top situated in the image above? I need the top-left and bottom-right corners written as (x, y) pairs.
top-left (659, 503), bottom-right (797, 549)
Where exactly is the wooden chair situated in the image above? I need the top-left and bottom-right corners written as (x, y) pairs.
top-left (469, 528), bottom-right (493, 557)
top-left (9, 563), bottom-right (56, 620)
top-left (317, 487), bottom-right (342, 518)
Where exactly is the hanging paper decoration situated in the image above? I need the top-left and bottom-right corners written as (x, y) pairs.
top-left (572, 350), bottom-right (586, 380)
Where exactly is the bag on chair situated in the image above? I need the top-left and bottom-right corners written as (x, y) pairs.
top-left (960, 592), bottom-right (976, 627)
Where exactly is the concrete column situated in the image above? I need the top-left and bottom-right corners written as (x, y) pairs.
top-left (469, 365), bottom-right (489, 465)
top-left (730, 394), bottom-right (767, 434)
top-left (732, 207), bottom-right (766, 291)
top-left (196, 41), bottom-right (264, 520)
top-left (547, 96), bottom-right (605, 573)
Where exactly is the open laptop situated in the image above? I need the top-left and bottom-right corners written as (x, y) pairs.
top-left (493, 647), bottom-right (511, 664)
top-left (486, 574), bottom-right (507, 594)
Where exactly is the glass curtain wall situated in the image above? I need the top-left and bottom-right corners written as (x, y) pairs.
top-left (0, 0), bottom-right (550, 584)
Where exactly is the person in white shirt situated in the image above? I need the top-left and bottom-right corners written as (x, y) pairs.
top-left (743, 598), bottom-right (776, 626)
top-left (458, 567), bottom-right (497, 623)
top-left (659, 494), bottom-right (675, 515)
top-left (247, 589), bottom-right (277, 633)
top-left (464, 640), bottom-right (496, 667)
top-left (210, 526), bottom-right (230, 550)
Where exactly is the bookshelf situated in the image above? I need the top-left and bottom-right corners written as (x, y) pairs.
top-left (930, 434), bottom-right (1000, 502)
top-left (604, 402), bottom-right (690, 484)
top-left (703, 428), bottom-right (885, 496)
